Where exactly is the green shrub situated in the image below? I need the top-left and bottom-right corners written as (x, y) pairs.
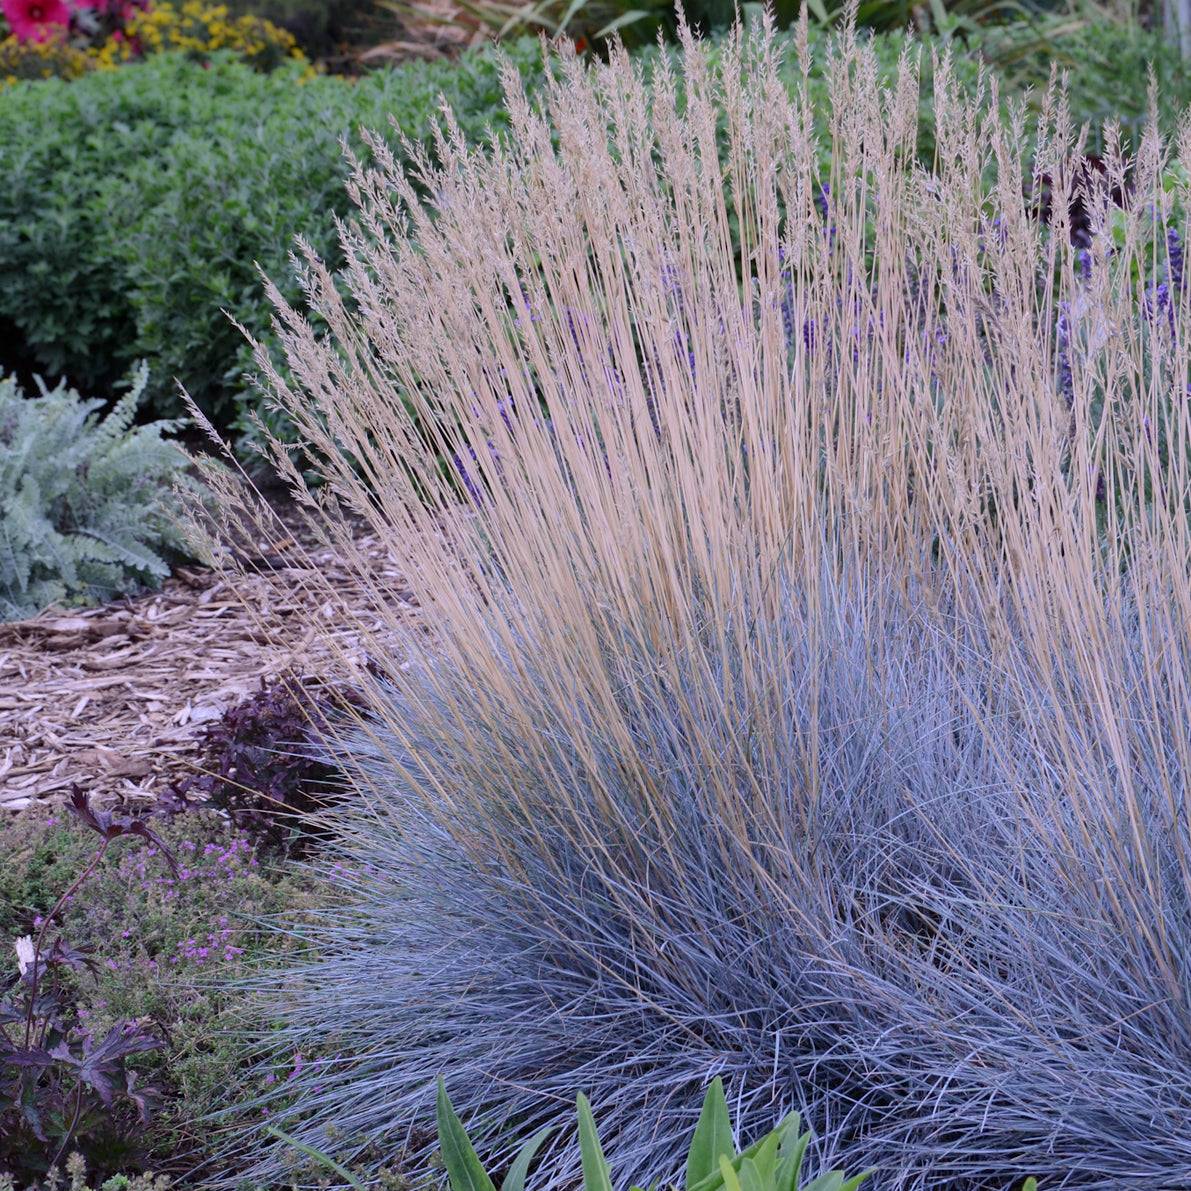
top-left (0, 42), bottom-right (552, 439)
top-left (0, 364), bottom-right (205, 622)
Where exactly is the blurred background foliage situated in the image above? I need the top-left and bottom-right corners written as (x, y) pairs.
top-left (217, 0), bottom-right (1174, 67)
top-left (0, 0), bottom-right (1183, 457)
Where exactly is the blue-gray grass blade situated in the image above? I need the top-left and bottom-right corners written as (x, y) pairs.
top-left (501, 1124), bottom-right (558, 1191)
top-left (262, 1123), bottom-right (370, 1191)
top-left (437, 1075), bottom-right (498, 1191)
top-left (686, 1077), bottom-right (735, 1190)
top-left (578, 1092), bottom-right (616, 1191)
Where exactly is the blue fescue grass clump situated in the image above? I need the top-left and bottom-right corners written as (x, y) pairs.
top-left (196, 3), bottom-right (1191, 1187)
top-left (216, 562), bottom-right (1191, 1189)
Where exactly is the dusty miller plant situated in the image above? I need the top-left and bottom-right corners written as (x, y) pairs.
top-left (0, 362), bottom-right (207, 622)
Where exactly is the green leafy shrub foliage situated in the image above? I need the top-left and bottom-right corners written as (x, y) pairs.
top-left (0, 42), bottom-right (551, 439)
top-left (204, 6), bottom-right (1191, 1190)
top-left (0, 365), bottom-right (202, 621)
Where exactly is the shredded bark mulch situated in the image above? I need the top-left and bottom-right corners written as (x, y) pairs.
top-left (0, 528), bottom-right (422, 814)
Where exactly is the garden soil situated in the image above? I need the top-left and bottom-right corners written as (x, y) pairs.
top-left (0, 507), bottom-right (423, 814)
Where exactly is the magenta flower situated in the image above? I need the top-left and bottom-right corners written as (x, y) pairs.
top-left (2, 0), bottom-right (71, 41)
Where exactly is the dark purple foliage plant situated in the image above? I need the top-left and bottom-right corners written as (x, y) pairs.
top-left (170, 672), bottom-right (366, 857)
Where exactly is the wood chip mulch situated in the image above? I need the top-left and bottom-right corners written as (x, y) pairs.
top-left (0, 531), bottom-right (423, 814)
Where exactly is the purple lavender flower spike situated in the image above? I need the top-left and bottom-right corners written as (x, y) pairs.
top-left (816, 185), bottom-right (836, 252)
top-left (1055, 301), bottom-right (1074, 409)
top-left (564, 307), bottom-right (583, 354)
top-left (917, 326), bottom-right (945, 386)
top-left (781, 292), bottom-right (798, 357)
top-left (1169, 228), bottom-right (1184, 299)
top-left (497, 399), bottom-right (515, 438)
top-left (1095, 465), bottom-right (1107, 503)
top-left (454, 439), bottom-right (501, 507)
top-left (817, 183), bottom-right (830, 221)
top-left (1143, 282), bottom-right (1175, 335)
top-left (453, 450), bottom-right (484, 506)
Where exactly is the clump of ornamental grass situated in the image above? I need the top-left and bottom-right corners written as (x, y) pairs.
top-left (189, 4), bottom-right (1191, 1187)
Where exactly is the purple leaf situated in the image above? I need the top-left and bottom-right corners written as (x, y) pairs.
top-left (67, 787), bottom-right (180, 877)
top-left (68, 1022), bottom-right (162, 1109)
top-left (2, 1043), bottom-right (57, 1072)
top-left (122, 1067), bottom-right (163, 1123)
top-left (40, 935), bottom-right (100, 982)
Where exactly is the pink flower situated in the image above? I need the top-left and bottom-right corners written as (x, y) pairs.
top-left (2, 0), bottom-right (70, 41)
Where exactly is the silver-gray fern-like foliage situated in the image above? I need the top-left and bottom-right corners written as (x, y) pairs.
top-left (0, 363), bottom-right (203, 622)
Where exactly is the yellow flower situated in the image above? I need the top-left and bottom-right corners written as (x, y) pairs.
top-left (8, 0), bottom-right (307, 82)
